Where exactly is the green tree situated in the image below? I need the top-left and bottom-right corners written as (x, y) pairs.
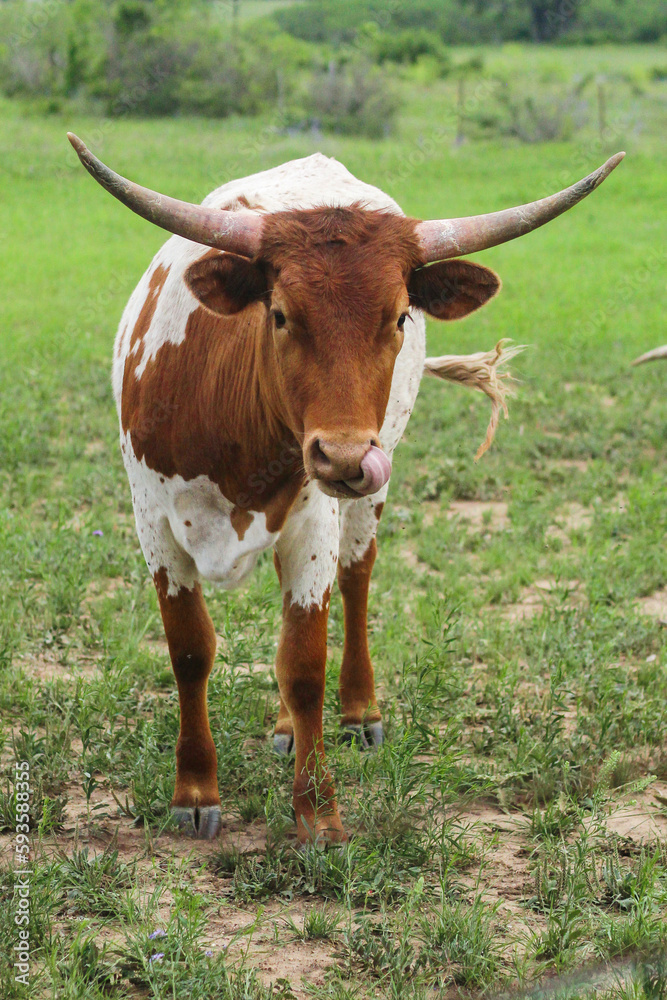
top-left (527, 0), bottom-right (582, 41)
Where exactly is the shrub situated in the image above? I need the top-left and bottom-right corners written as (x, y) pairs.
top-left (114, 1), bottom-right (152, 38)
top-left (369, 28), bottom-right (450, 67)
top-left (177, 27), bottom-right (310, 119)
top-left (0, 2), bottom-right (306, 121)
top-left (101, 33), bottom-right (190, 117)
top-left (307, 59), bottom-right (400, 138)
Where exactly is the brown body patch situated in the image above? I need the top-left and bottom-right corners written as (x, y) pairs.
top-left (230, 506), bottom-right (253, 541)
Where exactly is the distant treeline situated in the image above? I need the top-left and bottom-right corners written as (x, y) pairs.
top-left (0, 0), bottom-right (403, 134)
top-left (275, 0), bottom-right (667, 45)
top-left (0, 0), bottom-right (664, 136)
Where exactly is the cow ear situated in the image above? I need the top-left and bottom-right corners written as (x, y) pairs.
top-left (408, 259), bottom-right (500, 320)
top-left (184, 252), bottom-right (267, 316)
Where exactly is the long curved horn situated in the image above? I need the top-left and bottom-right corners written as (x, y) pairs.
top-left (67, 133), bottom-right (263, 257)
top-left (416, 152), bottom-right (625, 262)
top-left (632, 346), bottom-right (667, 365)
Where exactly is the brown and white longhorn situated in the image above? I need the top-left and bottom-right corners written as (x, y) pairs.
top-left (69, 133), bottom-right (623, 843)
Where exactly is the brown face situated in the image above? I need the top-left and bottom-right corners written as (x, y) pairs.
top-left (267, 257), bottom-right (409, 498)
top-left (185, 206), bottom-right (500, 499)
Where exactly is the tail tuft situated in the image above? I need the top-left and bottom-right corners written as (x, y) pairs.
top-left (423, 339), bottom-right (526, 461)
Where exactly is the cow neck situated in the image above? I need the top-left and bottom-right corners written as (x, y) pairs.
top-left (201, 303), bottom-right (306, 528)
top-left (122, 297), bottom-right (305, 529)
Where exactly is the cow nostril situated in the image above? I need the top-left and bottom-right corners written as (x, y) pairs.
top-left (307, 435), bottom-right (379, 485)
top-left (310, 438), bottom-right (332, 471)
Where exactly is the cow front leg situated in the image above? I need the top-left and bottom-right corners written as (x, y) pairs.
top-left (155, 571), bottom-right (221, 839)
top-left (338, 496), bottom-right (385, 749)
top-left (276, 593), bottom-right (345, 844)
top-left (273, 489), bottom-right (344, 843)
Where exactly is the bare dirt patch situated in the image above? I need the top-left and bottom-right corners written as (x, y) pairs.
top-left (454, 800), bottom-right (524, 836)
top-left (604, 493), bottom-right (629, 516)
top-left (84, 439), bottom-right (107, 457)
top-left (399, 544), bottom-right (443, 582)
top-left (638, 588), bottom-right (667, 624)
top-left (446, 500), bottom-right (509, 531)
top-left (85, 575), bottom-right (134, 602)
top-left (558, 502), bottom-right (593, 532)
top-left (20, 784), bottom-right (343, 999)
top-left (17, 650), bottom-right (101, 684)
top-left (599, 782), bottom-right (667, 843)
top-left (500, 579), bottom-right (585, 621)
top-left (449, 801), bottom-right (538, 933)
top-left (545, 502), bottom-right (593, 547)
top-left (254, 935), bottom-right (336, 997)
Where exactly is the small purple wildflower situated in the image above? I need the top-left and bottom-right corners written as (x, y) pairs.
top-left (205, 950), bottom-right (213, 958)
top-left (149, 953), bottom-right (165, 964)
top-left (93, 530), bottom-right (104, 537)
top-left (148, 929), bottom-right (166, 940)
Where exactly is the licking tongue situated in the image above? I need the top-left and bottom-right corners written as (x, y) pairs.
top-left (345, 445), bottom-right (392, 496)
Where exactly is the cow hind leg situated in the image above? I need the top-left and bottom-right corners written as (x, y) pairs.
top-left (155, 569), bottom-right (221, 839)
top-left (338, 496), bottom-right (385, 749)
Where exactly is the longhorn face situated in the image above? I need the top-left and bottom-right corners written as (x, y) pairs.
top-left (183, 208), bottom-right (500, 498)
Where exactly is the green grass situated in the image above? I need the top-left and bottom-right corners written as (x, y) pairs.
top-left (0, 43), bottom-right (666, 1000)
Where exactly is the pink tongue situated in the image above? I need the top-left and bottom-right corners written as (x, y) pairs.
top-left (346, 445), bottom-right (392, 496)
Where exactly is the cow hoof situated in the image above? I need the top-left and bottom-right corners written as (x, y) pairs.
top-left (341, 724), bottom-right (368, 749)
top-left (341, 722), bottom-right (383, 751)
top-left (295, 821), bottom-right (348, 853)
top-left (171, 805), bottom-right (222, 839)
top-left (366, 721), bottom-right (384, 748)
top-left (273, 733), bottom-right (294, 756)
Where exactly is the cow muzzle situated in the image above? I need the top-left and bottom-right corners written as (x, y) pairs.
top-left (305, 436), bottom-right (392, 498)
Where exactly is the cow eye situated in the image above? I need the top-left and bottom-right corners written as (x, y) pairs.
top-left (273, 310), bottom-right (286, 329)
top-left (397, 313), bottom-right (407, 329)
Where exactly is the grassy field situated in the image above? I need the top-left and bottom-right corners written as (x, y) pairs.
top-left (0, 43), bottom-right (666, 999)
